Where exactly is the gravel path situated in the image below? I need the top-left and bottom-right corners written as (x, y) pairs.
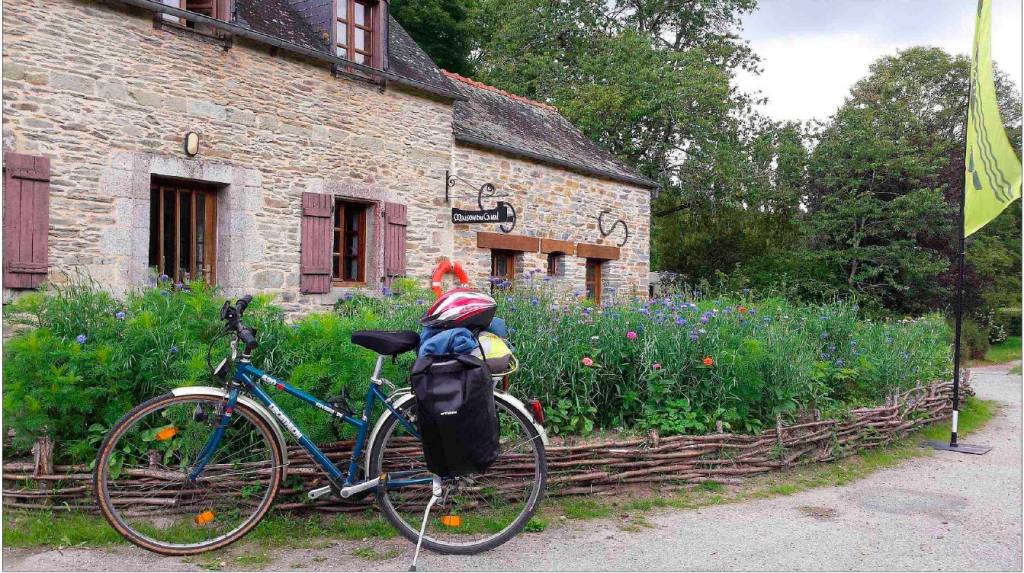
top-left (5, 364), bottom-right (1021, 572)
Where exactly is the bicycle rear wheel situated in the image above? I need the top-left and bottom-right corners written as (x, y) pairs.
top-left (94, 393), bottom-right (284, 555)
top-left (368, 393), bottom-right (547, 554)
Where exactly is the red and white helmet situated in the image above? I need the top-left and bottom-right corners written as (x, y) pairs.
top-left (419, 288), bottom-right (497, 330)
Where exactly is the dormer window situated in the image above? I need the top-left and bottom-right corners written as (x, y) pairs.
top-left (335, 0), bottom-right (378, 66)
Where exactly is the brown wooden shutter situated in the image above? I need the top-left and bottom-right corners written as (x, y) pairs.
top-left (3, 153), bottom-right (50, 289)
top-left (300, 192), bottom-right (333, 294)
top-left (383, 202), bottom-right (407, 283)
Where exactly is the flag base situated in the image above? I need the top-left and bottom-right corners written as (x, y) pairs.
top-left (920, 440), bottom-right (991, 455)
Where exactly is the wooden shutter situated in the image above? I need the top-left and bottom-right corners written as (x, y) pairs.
top-left (300, 192), bottom-right (333, 294)
top-left (3, 153), bottom-right (50, 289)
top-left (383, 202), bottom-right (407, 283)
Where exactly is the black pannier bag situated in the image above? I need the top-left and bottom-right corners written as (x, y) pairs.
top-left (410, 353), bottom-right (500, 476)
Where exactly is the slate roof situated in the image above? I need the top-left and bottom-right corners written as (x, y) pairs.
top-left (235, 0), bottom-right (329, 52)
top-left (385, 15), bottom-right (456, 101)
top-left (444, 72), bottom-right (658, 188)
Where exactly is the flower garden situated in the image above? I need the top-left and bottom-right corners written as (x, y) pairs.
top-left (1, 274), bottom-right (954, 468)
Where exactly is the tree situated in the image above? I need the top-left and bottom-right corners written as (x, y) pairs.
top-left (390, 0), bottom-right (479, 76)
top-left (800, 47), bottom-right (1021, 316)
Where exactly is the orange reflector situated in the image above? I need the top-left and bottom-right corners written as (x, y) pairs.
top-left (195, 511), bottom-right (216, 525)
top-left (156, 427), bottom-right (178, 441)
top-left (441, 515), bottom-right (461, 528)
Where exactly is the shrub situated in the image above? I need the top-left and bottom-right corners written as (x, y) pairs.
top-left (959, 319), bottom-right (991, 360)
top-left (995, 308), bottom-right (1022, 337)
top-left (3, 276), bottom-right (953, 463)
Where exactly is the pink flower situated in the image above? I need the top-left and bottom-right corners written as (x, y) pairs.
top-left (582, 357), bottom-right (594, 367)
top-left (652, 363), bottom-right (662, 370)
top-left (626, 331), bottom-right (638, 340)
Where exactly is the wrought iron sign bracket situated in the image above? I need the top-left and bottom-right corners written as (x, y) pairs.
top-left (590, 210), bottom-right (630, 247)
top-left (445, 170), bottom-right (517, 233)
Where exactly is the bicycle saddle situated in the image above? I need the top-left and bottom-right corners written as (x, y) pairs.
top-left (351, 330), bottom-right (420, 356)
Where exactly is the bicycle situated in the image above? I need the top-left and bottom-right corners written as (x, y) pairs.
top-left (94, 295), bottom-right (547, 558)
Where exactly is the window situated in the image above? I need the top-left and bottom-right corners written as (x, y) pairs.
top-left (491, 250), bottom-right (516, 290)
top-left (332, 200), bottom-right (368, 283)
top-left (335, 0), bottom-right (377, 65)
top-left (149, 182), bottom-right (217, 284)
top-left (547, 253), bottom-right (564, 277)
top-left (160, 0), bottom-right (228, 30)
top-left (585, 259), bottom-right (602, 303)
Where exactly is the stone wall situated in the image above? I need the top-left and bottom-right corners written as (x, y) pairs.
top-left (450, 144), bottom-right (651, 298)
top-left (2, 0), bottom-right (651, 314)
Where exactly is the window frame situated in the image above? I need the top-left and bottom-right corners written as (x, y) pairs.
top-left (547, 252), bottom-right (564, 277)
top-left (491, 249), bottom-right (516, 291)
top-left (332, 199), bottom-right (368, 286)
top-left (334, 0), bottom-right (378, 67)
top-left (149, 181), bottom-right (218, 285)
top-left (159, 0), bottom-right (229, 37)
top-left (585, 258), bottom-right (602, 304)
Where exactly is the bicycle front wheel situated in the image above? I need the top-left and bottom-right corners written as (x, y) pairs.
top-left (368, 393), bottom-right (547, 554)
top-left (94, 393), bottom-right (284, 555)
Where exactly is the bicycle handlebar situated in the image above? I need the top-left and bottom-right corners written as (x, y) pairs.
top-left (221, 295), bottom-right (258, 353)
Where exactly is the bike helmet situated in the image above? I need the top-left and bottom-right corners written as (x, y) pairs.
top-left (419, 288), bottom-right (497, 330)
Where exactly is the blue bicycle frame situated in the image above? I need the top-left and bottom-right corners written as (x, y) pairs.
top-left (188, 354), bottom-right (432, 492)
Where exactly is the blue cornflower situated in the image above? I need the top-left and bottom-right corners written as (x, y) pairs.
top-left (75, 334), bottom-right (87, 344)
top-left (416, 299), bottom-right (425, 306)
top-left (852, 350), bottom-right (859, 356)
top-left (835, 359), bottom-right (844, 367)
top-left (748, 309), bottom-right (757, 314)
top-left (343, 293), bottom-right (353, 300)
top-left (510, 306), bottom-right (518, 311)
top-left (159, 290), bottom-right (169, 296)
top-left (675, 318), bottom-right (687, 326)
top-left (115, 311), bottom-right (125, 320)
top-left (506, 297), bottom-right (514, 303)
top-left (886, 337), bottom-right (893, 343)
top-left (689, 331), bottom-right (699, 340)
top-left (543, 276), bottom-right (552, 282)
top-left (175, 282), bottom-right (184, 290)
top-left (169, 345), bottom-right (179, 353)
top-left (508, 328), bottom-right (516, 334)
top-left (823, 353), bottom-right (831, 359)
top-left (821, 332), bottom-right (829, 339)
top-left (763, 317), bottom-right (771, 323)
top-left (609, 288), bottom-right (617, 294)
top-left (742, 288), bottom-right (750, 293)
top-left (290, 325), bottom-right (298, 330)
top-left (700, 317), bottom-right (709, 324)
top-left (160, 273), bottom-right (169, 281)
top-left (531, 299), bottom-right (539, 306)
top-left (489, 277), bottom-right (501, 284)
top-left (900, 352), bottom-right (910, 359)
top-left (850, 340), bottom-right (857, 346)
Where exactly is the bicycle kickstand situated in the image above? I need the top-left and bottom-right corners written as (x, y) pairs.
top-left (409, 476), bottom-right (443, 572)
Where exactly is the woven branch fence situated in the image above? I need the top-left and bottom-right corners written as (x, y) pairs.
top-left (3, 380), bottom-right (968, 513)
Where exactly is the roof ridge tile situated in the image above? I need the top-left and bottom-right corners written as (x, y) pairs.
top-left (442, 70), bottom-right (558, 112)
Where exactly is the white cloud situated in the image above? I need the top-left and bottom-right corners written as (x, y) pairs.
top-left (734, 0), bottom-right (1023, 124)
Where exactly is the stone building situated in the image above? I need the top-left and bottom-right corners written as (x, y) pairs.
top-left (2, 0), bottom-right (656, 314)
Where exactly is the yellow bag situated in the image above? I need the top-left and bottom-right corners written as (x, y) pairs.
top-left (472, 332), bottom-right (516, 375)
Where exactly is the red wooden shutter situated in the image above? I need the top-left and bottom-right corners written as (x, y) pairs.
top-left (3, 153), bottom-right (50, 289)
top-left (384, 202), bottom-right (407, 284)
top-left (300, 192), bottom-right (333, 294)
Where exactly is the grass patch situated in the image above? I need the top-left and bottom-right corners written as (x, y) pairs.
top-left (1009, 365), bottom-right (1021, 375)
top-left (234, 552), bottom-right (274, 570)
top-left (352, 547), bottom-right (399, 562)
top-left (560, 499), bottom-right (615, 520)
top-left (969, 336), bottom-right (1022, 366)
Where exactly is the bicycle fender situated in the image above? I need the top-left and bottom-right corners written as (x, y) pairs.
top-left (363, 389), bottom-right (548, 475)
top-left (171, 386), bottom-right (289, 476)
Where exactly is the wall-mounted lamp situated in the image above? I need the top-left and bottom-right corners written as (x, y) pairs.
top-left (183, 132), bottom-right (200, 157)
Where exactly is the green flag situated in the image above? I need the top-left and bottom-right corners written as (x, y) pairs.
top-left (964, 0), bottom-right (1022, 237)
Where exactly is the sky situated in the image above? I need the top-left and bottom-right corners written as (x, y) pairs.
top-left (733, 0), bottom-right (1024, 124)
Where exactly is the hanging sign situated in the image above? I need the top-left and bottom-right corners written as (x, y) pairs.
top-left (452, 201), bottom-right (514, 224)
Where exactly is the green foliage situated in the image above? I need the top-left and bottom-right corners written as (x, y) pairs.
top-left (996, 308), bottom-right (1022, 337)
top-left (958, 319), bottom-right (991, 360)
top-left (3, 278), bottom-right (953, 464)
top-left (391, 0), bottom-right (479, 76)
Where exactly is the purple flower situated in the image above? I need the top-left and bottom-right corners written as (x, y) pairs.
top-left (416, 299), bottom-right (425, 306)
top-left (900, 352), bottom-right (910, 360)
top-left (886, 337), bottom-right (894, 343)
top-left (290, 325), bottom-right (298, 330)
top-left (823, 353), bottom-right (831, 359)
top-left (763, 317), bottom-right (771, 323)
top-left (343, 293), bottom-right (353, 300)
top-left (543, 277), bottom-right (552, 282)
top-left (626, 331), bottom-right (638, 340)
top-left (75, 334), bottom-right (87, 344)
top-left (508, 328), bottom-right (516, 334)
top-left (160, 273), bottom-right (169, 281)
top-left (175, 282), bottom-right (184, 290)
top-left (748, 309), bottom-right (757, 315)
top-left (821, 332), bottom-right (829, 339)
top-left (700, 317), bottom-right (709, 324)
top-left (489, 277), bottom-right (501, 284)
top-left (834, 359), bottom-right (844, 367)
top-left (849, 340), bottom-right (857, 346)
top-left (742, 288), bottom-right (750, 293)
top-left (169, 345), bottom-right (179, 353)
top-left (675, 318), bottom-right (687, 326)
top-left (531, 299), bottom-right (539, 306)
top-left (159, 290), bottom-right (169, 296)
top-left (689, 331), bottom-right (699, 340)
top-left (115, 311), bottom-right (125, 320)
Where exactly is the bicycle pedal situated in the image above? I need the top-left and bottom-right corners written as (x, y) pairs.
top-left (307, 485), bottom-right (333, 501)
